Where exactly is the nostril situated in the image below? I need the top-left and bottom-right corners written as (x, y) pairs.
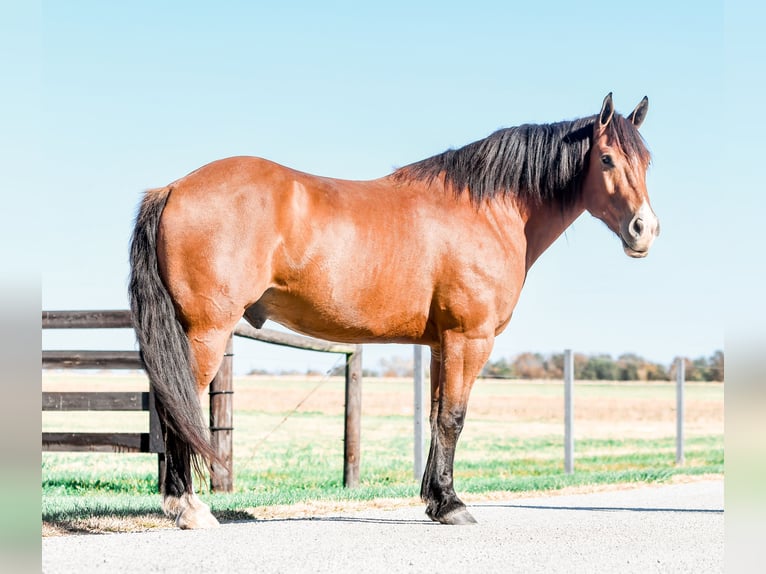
top-left (631, 217), bottom-right (644, 238)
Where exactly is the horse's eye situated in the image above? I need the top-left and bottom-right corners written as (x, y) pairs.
top-left (601, 154), bottom-right (614, 168)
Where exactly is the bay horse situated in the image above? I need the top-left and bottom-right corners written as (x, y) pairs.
top-left (129, 93), bottom-right (658, 529)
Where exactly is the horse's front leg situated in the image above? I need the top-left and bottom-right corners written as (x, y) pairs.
top-left (421, 331), bottom-right (493, 525)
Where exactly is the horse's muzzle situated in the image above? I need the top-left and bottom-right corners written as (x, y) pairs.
top-left (621, 202), bottom-right (659, 258)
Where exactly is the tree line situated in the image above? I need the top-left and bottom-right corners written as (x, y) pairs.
top-left (250, 350), bottom-right (724, 382)
top-left (480, 350), bottom-right (724, 382)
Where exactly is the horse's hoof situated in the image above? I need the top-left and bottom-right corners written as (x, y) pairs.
top-left (176, 508), bottom-right (220, 529)
top-left (438, 508), bottom-right (477, 525)
top-left (170, 493), bottom-right (220, 530)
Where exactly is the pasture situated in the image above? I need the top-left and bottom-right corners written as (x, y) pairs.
top-left (42, 372), bottom-right (723, 535)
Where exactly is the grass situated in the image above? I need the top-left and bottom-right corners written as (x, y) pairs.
top-left (42, 375), bottom-right (724, 533)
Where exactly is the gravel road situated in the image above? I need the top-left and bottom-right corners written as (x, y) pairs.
top-left (43, 479), bottom-right (723, 573)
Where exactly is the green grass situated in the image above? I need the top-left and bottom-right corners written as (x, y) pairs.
top-left (42, 377), bottom-right (724, 526)
top-left (42, 425), bottom-right (723, 522)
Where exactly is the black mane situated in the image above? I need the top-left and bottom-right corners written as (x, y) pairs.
top-left (393, 113), bottom-right (650, 207)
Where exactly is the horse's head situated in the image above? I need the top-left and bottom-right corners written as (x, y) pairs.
top-left (582, 93), bottom-right (659, 258)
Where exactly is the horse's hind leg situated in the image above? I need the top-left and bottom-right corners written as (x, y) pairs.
top-left (160, 420), bottom-right (219, 529)
top-left (163, 318), bottom-right (240, 529)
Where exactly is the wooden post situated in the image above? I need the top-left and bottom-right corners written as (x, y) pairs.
top-left (676, 357), bottom-right (685, 465)
top-left (209, 335), bottom-right (234, 492)
top-left (413, 345), bottom-right (425, 480)
top-left (148, 388), bottom-right (166, 493)
top-left (564, 349), bottom-right (574, 474)
top-left (343, 346), bottom-right (363, 488)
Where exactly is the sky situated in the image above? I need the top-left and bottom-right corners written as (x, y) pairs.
top-left (17, 1), bottom-right (730, 375)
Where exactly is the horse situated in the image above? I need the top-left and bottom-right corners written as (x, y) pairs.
top-left (129, 93), bottom-right (658, 529)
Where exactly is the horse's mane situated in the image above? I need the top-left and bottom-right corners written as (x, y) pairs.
top-left (393, 113), bottom-right (650, 207)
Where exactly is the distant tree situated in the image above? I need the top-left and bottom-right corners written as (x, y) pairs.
top-left (246, 367), bottom-right (272, 375)
top-left (669, 354), bottom-right (723, 383)
top-left (277, 368), bottom-right (303, 376)
top-left (573, 353), bottom-right (590, 379)
top-left (379, 356), bottom-right (413, 377)
top-left (616, 353), bottom-right (642, 381)
top-left (672, 356), bottom-right (706, 382)
top-left (691, 356), bottom-right (712, 381)
top-left (708, 350), bottom-right (724, 382)
top-left (544, 353), bottom-right (564, 379)
top-left (481, 357), bottom-right (515, 379)
top-left (580, 354), bottom-right (617, 380)
top-left (428, 350), bottom-right (720, 383)
top-left (644, 361), bottom-right (669, 381)
top-left (512, 352), bottom-right (546, 379)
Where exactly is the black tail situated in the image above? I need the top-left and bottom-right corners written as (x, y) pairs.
top-left (128, 188), bottom-right (217, 478)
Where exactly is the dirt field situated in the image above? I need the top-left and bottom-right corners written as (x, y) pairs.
top-left (43, 372), bottom-right (724, 439)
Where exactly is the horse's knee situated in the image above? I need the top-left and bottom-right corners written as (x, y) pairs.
top-left (437, 406), bottom-right (466, 442)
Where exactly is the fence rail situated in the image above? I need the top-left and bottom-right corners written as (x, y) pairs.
top-left (43, 432), bottom-right (156, 453)
top-left (43, 391), bottom-right (150, 411)
top-left (42, 312), bottom-right (166, 486)
top-left (43, 309), bottom-right (134, 329)
top-left (42, 309), bottom-right (363, 492)
top-left (42, 350), bottom-right (143, 370)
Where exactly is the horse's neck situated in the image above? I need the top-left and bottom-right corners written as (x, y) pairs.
top-left (521, 198), bottom-right (586, 271)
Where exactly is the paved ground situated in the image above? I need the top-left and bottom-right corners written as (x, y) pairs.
top-left (43, 479), bottom-right (723, 573)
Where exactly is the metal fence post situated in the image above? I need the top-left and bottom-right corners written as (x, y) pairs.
top-left (413, 345), bottom-right (426, 480)
top-left (676, 357), bottom-right (685, 465)
top-left (564, 349), bottom-right (574, 474)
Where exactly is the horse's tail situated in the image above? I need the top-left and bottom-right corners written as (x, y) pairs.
top-left (128, 187), bottom-right (217, 475)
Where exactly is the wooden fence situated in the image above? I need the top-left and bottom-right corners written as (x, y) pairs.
top-left (42, 310), bottom-right (363, 492)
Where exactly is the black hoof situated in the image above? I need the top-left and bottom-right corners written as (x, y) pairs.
top-left (438, 508), bottom-right (477, 525)
top-left (425, 500), bottom-right (477, 525)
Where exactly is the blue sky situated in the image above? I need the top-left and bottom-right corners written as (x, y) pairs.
top-left (26, 1), bottom-right (727, 374)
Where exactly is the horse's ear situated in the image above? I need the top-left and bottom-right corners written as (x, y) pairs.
top-left (628, 96), bottom-right (649, 128)
top-left (598, 92), bottom-right (615, 130)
